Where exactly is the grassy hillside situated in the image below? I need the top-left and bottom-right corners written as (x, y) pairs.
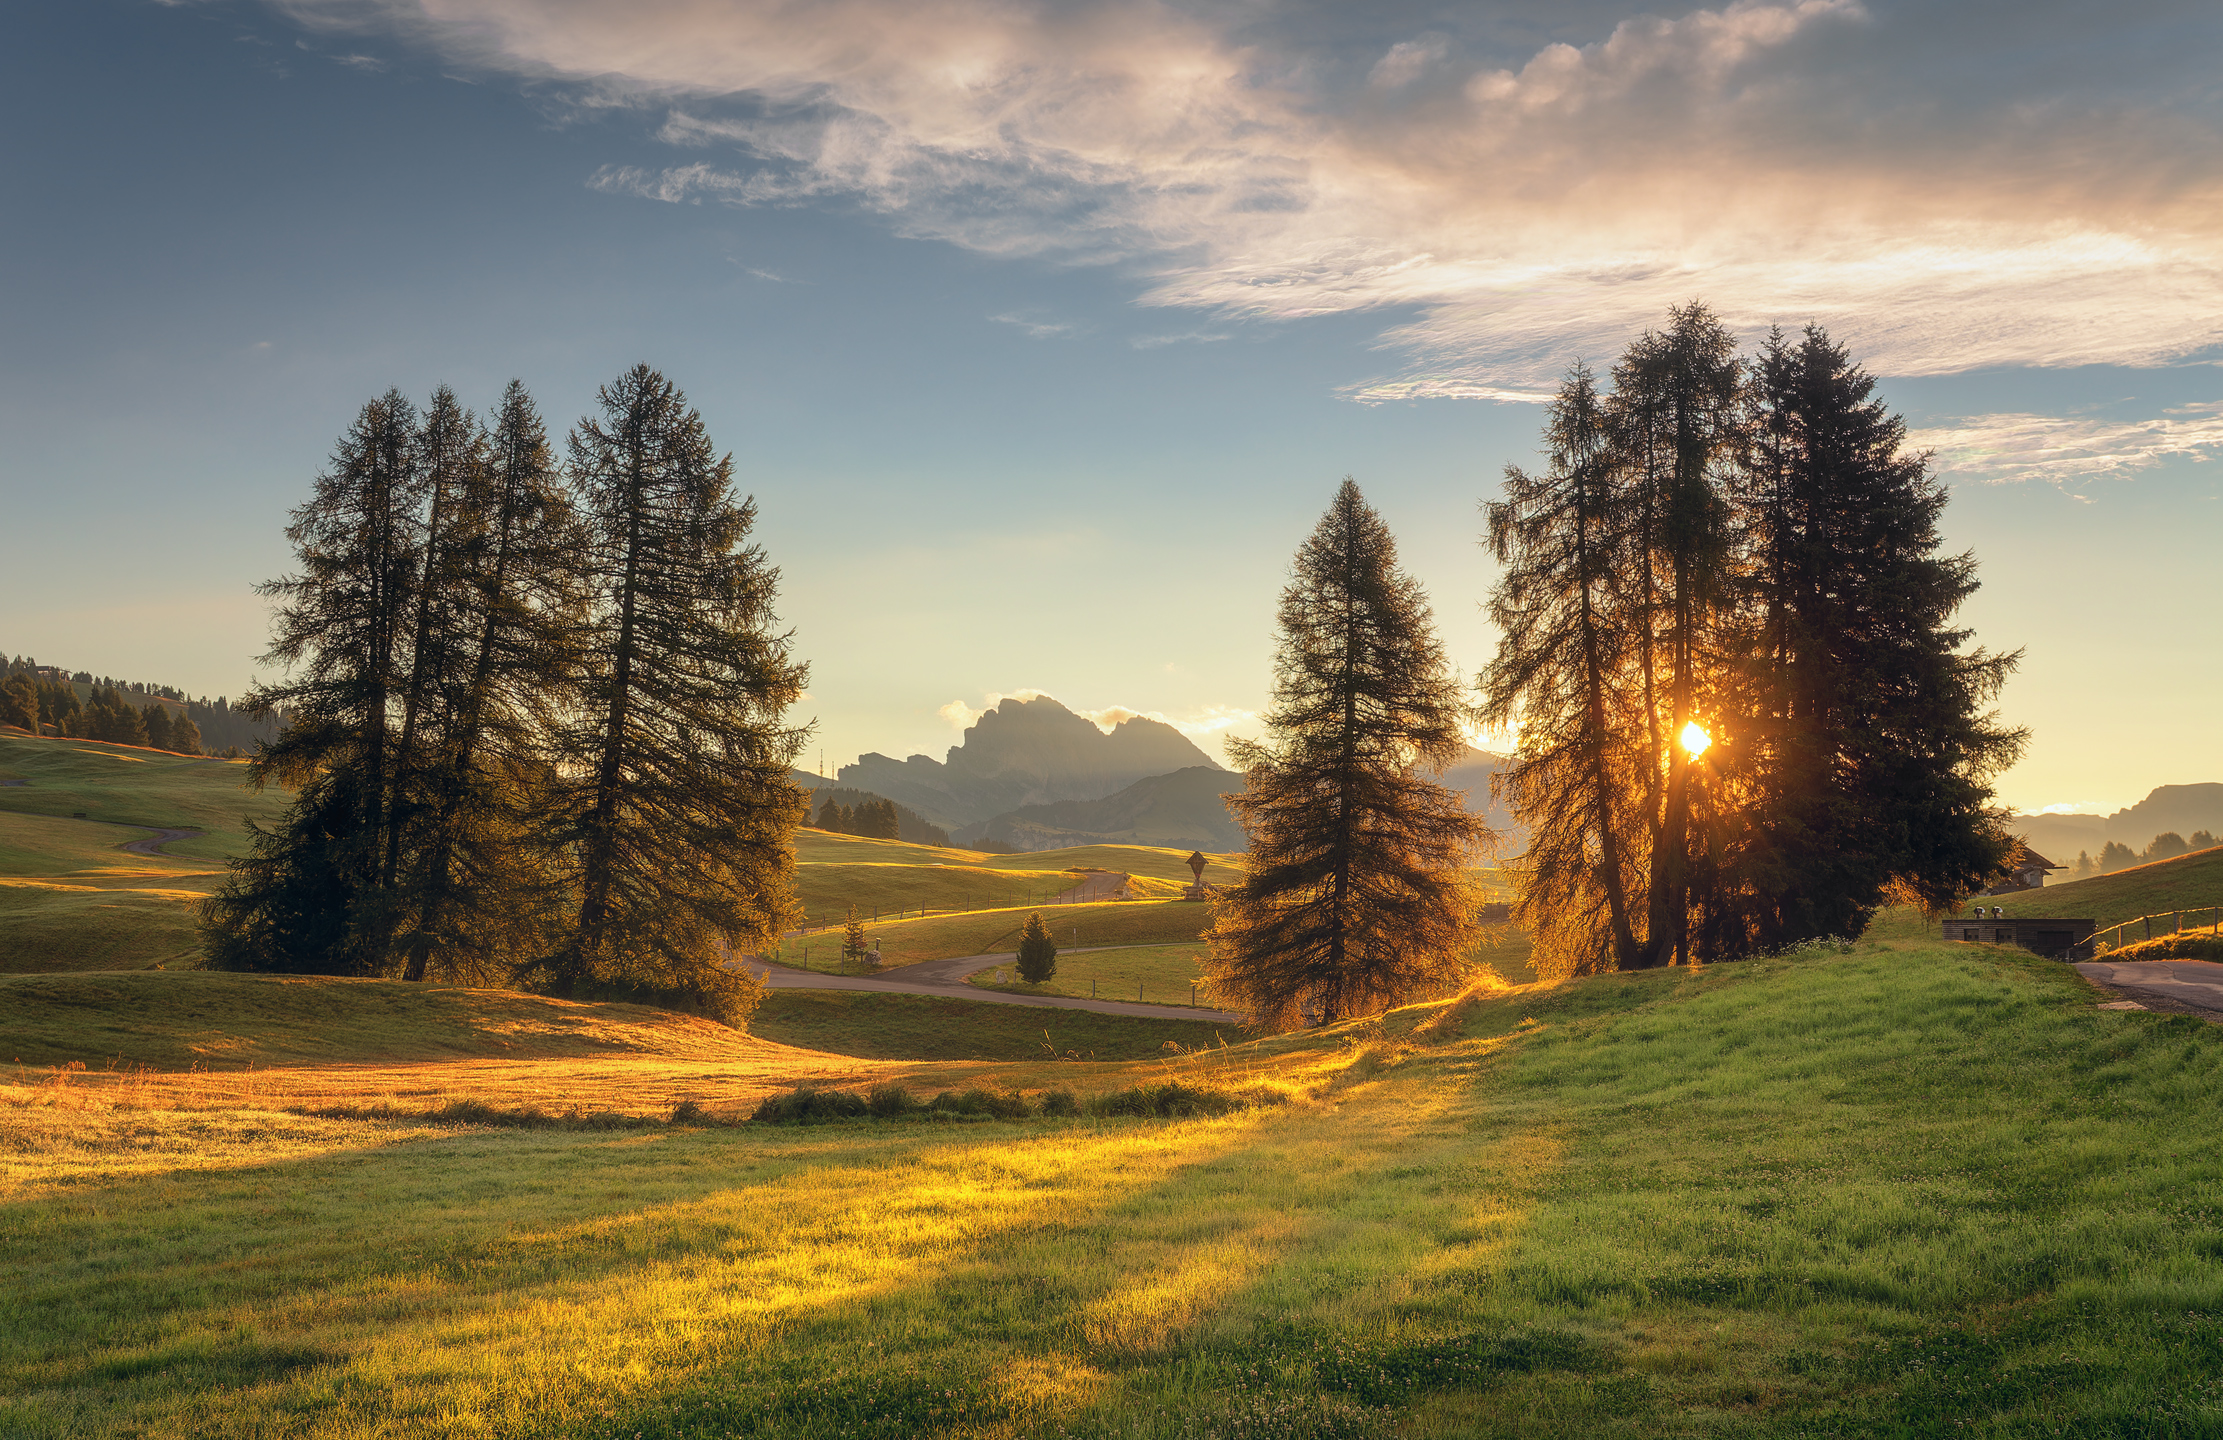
top-left (1864, 843), bottom-right (2223, 945)
top-left (6, 938), bottom-right (2221, 1437)
top-left (967, 941), bottom-right (1215, 1008)
top-left (0, 734), bottom-right (288, 973)
top-left (749, 989), bottom-right (1230, 1061)
top-left (767, 899), bottom-right (1212, 969)
top-left (0, 971), bottom-right (773, 1069)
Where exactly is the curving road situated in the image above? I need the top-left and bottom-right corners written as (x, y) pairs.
top-left (745, 951), bottom-right (1242, 1024)
top-left (2077, 959), bottom-right (2223, 1020)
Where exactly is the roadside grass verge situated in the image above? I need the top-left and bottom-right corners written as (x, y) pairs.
top-left (2106, 933), bottom-right (2223, 963)
top-left (748, 989), bottom-right (1236, 1061)
top-left (6, 939), bottom-right (2222, 1437)
top-left (765, 900), bottom-right (1211, 971)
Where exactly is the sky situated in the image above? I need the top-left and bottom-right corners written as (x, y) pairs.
top-left (2, 0), bottom-right (2217, 816)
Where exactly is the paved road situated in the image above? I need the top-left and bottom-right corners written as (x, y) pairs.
top-left (747, 951), bottom-right (1242, 1024)
top-left (2076, 959), bottom-right (2223, 1020)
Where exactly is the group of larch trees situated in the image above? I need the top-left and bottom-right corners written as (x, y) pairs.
top-left (202, 366), bottom-right (808, 1019)
top-left (1207, 305), bottom-right (2021, 1020)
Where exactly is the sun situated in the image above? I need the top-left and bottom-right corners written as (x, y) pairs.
top-left (1680, 720), bottom-right (1712, 757)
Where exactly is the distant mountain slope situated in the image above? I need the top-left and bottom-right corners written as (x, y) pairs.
top-left (837, 695), bottom-right (1219, 827)
top-left (952, 746), bottom-right (1525, 857)
top-left (2012, 783), bottom-right (2223, 864)
top-left (956, 766), bottom-right (1245, 853)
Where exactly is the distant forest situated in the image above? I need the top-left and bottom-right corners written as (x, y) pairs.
top-left (0, 654), bottom-right (282, 756)
top-left (806, 787), bottom-right (950, 848)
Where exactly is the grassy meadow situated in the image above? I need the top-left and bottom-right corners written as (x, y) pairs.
top-left (764, 899), bottom-right (1214, 971)
top-left (0, 734), bottom-right (290, 974)
top-left (969, 942), bottom-right (1217, 1008)
top-left (7, 937), bottom-right (2223, 1438)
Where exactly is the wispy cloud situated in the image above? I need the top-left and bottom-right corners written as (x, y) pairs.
top-left (269, 0), bottom-right (2223, 391)
top-left (1909, 401), bottom-right (2223, 484)
top-left (989, 312), bottom-right (1078, 340)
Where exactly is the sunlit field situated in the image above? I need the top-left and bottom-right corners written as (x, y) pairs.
top-left (969, 942), bottom-right (1217, 1008)
top-left (8, 938), bottom-right (2222, 1438)
top-left (765, 900), bottom-right (1213, 971)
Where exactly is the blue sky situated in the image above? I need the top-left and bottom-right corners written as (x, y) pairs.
top-left (3, 0), bottom-right (2217, 815)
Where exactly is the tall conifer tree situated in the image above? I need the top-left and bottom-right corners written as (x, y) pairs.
top-left (204, 391), bottom-right (424, 974)
top-left (1480, 365), bottom-right (1648, 977)
top-left (1205, 480), bottom-right (1492, 1027)
top-left (396, 381), bottom-right (583, 982)
top-left (1729, 325), bottom-right (2023, 935)
top-left (530, 365), bottom-right (808, 1017)
top-left (1610, 304), bottom-right (1741, 968)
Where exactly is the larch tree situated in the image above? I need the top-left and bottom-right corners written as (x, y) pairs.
top-left (396, 380), bottom-right (583, 982)
top-left (1205, 479), bottom-right (1494, 1028)
top-left (531, 364), bottom-right (810, 1019)
top-left (204, 390), bottom-right (424, 975)
top-left (1479, 364), bottom-right (1649, 978)
top-left (1608, 303), bottom-right (1742, 968)
top-left (1016, 912), bottom-right (1057, 984)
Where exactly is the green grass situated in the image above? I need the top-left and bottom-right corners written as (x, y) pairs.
top-left (0, 733), bottom-right (280, 841)
top-left (0, 971), bottom-right (761, 1069)
top-left (748, 989), bottom-right (1236, 1061)
top-left (969, 942), bottom-right (1215, 1008)
top-left (2009, 844), bottom-right (2223, 928)
top-left (0, 735), bottom-right (288, 974)
top-left (2108, 932), bottom-right (2223, 962)
top-left (791, 861), bottom-right (1074, 921)
top-left (8, 938), bottom-right (2223, 1437)
top-left (768, 899), bottom-right (1212, 970)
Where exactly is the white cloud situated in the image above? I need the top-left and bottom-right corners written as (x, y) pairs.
top-left (1909, 401), bottom-right (2223, 484)
top-left (937, 698), bottom-right (982, 729)
top-left (274, 0), bottom-right (2223, 391)
top-left (2035, 802), bottom-right (2107, 815)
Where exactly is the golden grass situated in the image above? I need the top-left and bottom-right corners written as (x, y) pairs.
top-left (768, 899), bottom-right (1213, 970)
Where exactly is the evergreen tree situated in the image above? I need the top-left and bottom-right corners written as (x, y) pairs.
top-left (815, 795), bottom-right (850, 833)
top-left (2073, 850), bottom-right (2093, 879)
top-left (857, 798), bottom-right (900, 840)
top-left (203, 390), bottom-right (424, 975)
top-left (2098, 840), bottom-right (2136, 873)
top-left (170, 712), bottom-right (203, 756)
top-left (395, 381), bottom-right (582, 983)
top-left (1729, 325), bottom-right (2022, 938)
top-left (2145, 832), bottom-right (2190, 863)
top-left (0, 674), bottom-right (35, 731)
top-left (1609, 304), bottom-right (1741, 967)
top-left (141, 703), bottom-right (174, 751)
top-left (2193, 831), bottom-right (2218, 851)
top-left (1016, 911), bottom-right (1057, 984)
top-left (1480, 364), bottom-right (1648, 977)
top-left (1205, 480), bottom-right (1493, 1027)
top-left (530, 365), bottom-right (809, 1019)
top-left (843, 903), bottom-right (868, 965)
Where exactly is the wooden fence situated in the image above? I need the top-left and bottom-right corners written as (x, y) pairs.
top-left (2093, 908), bottom-right (2223, 951)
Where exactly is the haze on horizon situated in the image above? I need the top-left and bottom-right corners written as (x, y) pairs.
top-left (2, 0), bottom-right (2217, 816)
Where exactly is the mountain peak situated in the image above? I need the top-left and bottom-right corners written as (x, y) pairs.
top-left (838, 693), bottom-right (1219, 826)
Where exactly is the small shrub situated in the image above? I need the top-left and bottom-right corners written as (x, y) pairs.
top-left (1040, 1088), bottom-right (1081, 1117)
top-left (1017, 911), bottom-right (1058, 984)
top-left (1090, 1082), bottom-right (1249, 1118)
top-left (748, 1086), bottom-right (870, 1125)
top-left (866, 1083), bottom-right (919, 1117)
